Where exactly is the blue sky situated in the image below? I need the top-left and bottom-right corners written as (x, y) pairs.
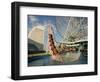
top-left (27, 15), bottom-right (88, 43)
top-left (28, 15), bottom-right (62, 42)
top-left (28, 15), bottom-right (56, 31)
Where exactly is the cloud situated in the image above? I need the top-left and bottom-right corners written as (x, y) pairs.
top-left (28, 16), bottom-right (40, 27)
top-left (28, 16), bottom-right (38, 22)
top-left (28, 16), bottom-right (39, 32)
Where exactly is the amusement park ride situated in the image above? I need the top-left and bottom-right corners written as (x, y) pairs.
top-left (48, 24), bottom-right (64, 63)
top-left (28, 17), bottom-right (88, 63)
top-left (47, 23), bottom-right (87, 63)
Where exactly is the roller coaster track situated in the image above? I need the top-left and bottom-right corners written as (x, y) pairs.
top-left (48, 25), bottom-right (64, 63)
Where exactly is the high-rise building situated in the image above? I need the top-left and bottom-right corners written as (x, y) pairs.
top-left (28, 25), bottom-right (45, 51)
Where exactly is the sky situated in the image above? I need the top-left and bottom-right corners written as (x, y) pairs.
top-left (28, 15), bottom-right (56, 31)
top-left (27, 15), bottom-right (88, 43)
top-left (28, 15), bottom-right (62, 42)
